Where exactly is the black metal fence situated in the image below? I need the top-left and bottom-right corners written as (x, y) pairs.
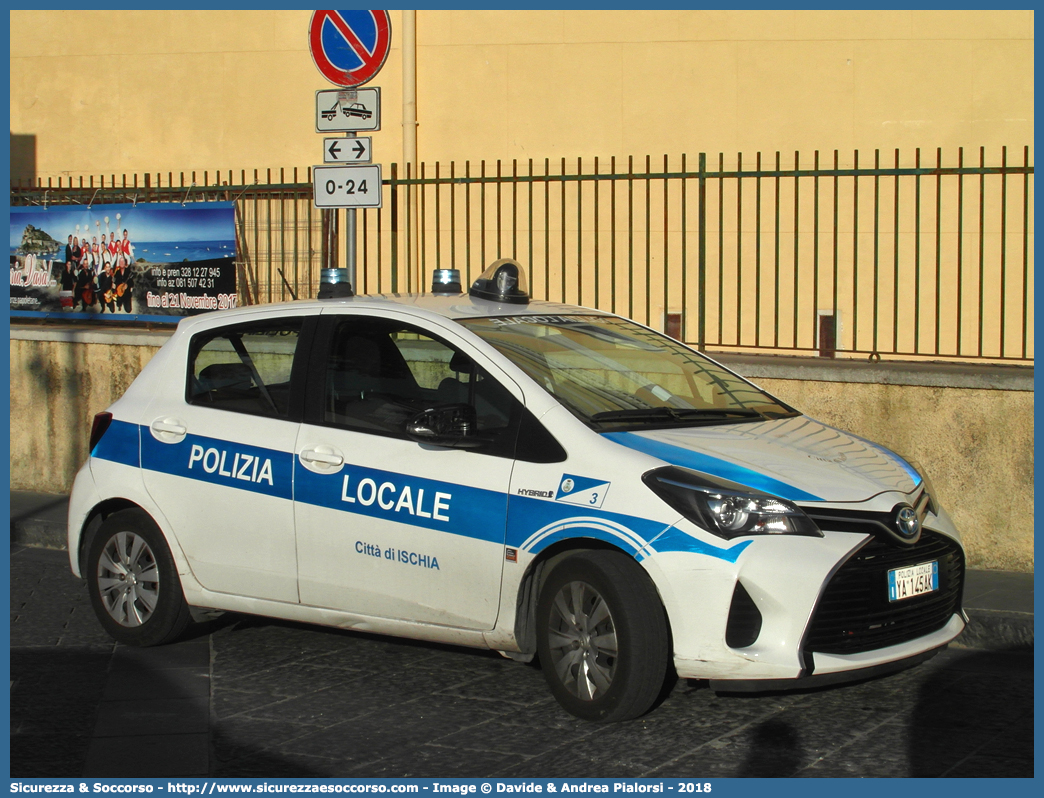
top-left (11, 146), bottom-right (1033, 363)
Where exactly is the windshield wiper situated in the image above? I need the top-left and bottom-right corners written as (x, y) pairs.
top-left (590, 407), bottom-right (767, 424)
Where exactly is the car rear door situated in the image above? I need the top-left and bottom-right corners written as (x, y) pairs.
top-left (140, 311), bottom-right (313, 604)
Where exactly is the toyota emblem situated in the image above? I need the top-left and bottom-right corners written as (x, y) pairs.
top-left (896, 505), bottom-right (920, 538)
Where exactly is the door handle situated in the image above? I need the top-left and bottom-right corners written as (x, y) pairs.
top-left (300, 449), bottom-right (344, 466)
top-left (151, 419), bottom-right (187, 435)
top-left (150, 418), bottom-right (187, 443)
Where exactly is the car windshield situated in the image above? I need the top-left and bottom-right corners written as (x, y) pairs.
top-left (457, 313), bottom-right (797, 429)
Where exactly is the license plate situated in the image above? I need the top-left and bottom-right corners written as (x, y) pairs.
top-left (888, 561), bottom-right (939, 601)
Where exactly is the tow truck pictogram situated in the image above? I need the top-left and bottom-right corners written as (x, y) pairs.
top-left (321, 101), bottom-right (373, 122)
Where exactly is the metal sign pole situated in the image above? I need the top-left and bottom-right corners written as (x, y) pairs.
top-left (346, 207), bottom-right (357, 288)
top-left (344, 132), bottom-right (357, 288)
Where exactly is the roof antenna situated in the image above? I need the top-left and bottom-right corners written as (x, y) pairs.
top-left (277, 268), bottom-right (298, 301)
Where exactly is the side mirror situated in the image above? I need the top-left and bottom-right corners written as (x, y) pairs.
top-left (405, 403), bottom-right (488, 449)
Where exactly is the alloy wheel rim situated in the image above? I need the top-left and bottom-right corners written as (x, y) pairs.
top-left (97, 531), bottom-right (159, 627)
top-left (546, 580), bottom-right (618, 701)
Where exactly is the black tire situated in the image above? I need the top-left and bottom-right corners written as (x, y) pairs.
top-left (536, 550), bottom-right (669, 722)
top-left (86, 508), bottom-right (192, 647)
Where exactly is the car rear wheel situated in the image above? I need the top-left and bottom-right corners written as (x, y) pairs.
top-left (536, 550), bottom-right (669, 722)
top-left (86, 508), bottom-right (191, 646)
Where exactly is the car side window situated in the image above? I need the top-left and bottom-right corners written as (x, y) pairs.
top-left (188, 319), bottom-right (302, 418)
top-left (322, 317), bottom-right (516, 445)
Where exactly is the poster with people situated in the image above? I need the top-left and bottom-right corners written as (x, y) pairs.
top-left (10, 201), bottom-right (237, 318)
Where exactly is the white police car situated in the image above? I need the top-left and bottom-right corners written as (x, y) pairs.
top-left (69, 259), bottom-right (966, 721)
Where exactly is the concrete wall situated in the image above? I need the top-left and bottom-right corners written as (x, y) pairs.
top-left (10, 325), bottom-right (1033, 572)
top-left (748, 367), bottom-right (1033, 574)
top-left (10, 328), bottom-right (166, 496)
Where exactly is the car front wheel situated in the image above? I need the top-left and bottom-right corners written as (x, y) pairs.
top-left (86, 508), bottom-right (191, 646)
top-left (536, 550), bottom-right (669, 721)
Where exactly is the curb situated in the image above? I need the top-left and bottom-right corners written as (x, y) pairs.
top-left (951, 610), bottom-right (1034, 652)
top-left (11, 492), bottom-right (68, 550)
top-left (11, 517), bottom-right (67, 550)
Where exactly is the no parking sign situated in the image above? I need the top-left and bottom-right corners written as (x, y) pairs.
top-left (309, 9), bottom-right (391, 88)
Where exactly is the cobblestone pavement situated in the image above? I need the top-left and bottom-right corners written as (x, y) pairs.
top-left (11, 545), bottom-right (1034, 779)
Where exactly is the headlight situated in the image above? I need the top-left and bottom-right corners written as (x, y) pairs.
top-left (643, 466), bottom-right (822, 540)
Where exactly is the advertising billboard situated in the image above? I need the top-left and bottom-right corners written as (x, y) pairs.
top-left (10, 201), bottom-right (237, 319)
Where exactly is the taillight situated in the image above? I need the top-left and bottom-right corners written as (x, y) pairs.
top-left (89, 412), bottom-right (113, 453)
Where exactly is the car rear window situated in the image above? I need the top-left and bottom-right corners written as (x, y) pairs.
top-left (187, 320), bottom-right (303, 418)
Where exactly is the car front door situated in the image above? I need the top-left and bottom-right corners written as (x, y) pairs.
top-left (292, 312), bottom-right (519, 630)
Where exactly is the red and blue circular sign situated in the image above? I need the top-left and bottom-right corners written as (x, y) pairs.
top-left (309, 10), bottom-right (391, 88)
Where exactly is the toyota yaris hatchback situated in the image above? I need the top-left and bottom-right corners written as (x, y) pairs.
top-left (69, 259), bottom-right (966, 721)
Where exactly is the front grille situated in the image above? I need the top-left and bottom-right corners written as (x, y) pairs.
top-left (804, 488), bottom-right (933, 545)
top-left (804, 529), bottom-right (964, 655)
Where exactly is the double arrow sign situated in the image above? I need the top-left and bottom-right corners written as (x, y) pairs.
top-left (323, 136), bottom-right (372, 164)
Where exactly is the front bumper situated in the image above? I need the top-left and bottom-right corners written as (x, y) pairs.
top-left (649, 510), bottom-right (966, 683)
top-left (708, 637), bottom-right (949, 693)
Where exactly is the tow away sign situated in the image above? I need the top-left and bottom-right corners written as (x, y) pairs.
top-left (316, 88), bottom-right (381, 133)
top-left (323, 137), bottom-right (372, 163)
